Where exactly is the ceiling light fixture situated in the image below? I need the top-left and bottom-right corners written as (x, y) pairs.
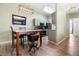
top-left (18, 4), bottom-right (33, 13)
top-left (43, 6), bottom-right (55, 14)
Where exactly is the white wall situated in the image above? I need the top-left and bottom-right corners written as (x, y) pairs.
top-left (56, 4), bottom-right (69, 43)
top-left (0, 3), bottom-right (47, 42)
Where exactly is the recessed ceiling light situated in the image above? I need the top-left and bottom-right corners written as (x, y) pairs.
top-left (43, 6), bottom-right (55, 14)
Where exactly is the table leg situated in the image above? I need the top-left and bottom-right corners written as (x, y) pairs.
top-left (16, 32), bottom-right (19, 56)
top-left (39, 32), bottom-right (42, 47)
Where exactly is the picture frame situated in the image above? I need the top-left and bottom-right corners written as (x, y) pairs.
top-left (12, 14), bottom-right (26, 25)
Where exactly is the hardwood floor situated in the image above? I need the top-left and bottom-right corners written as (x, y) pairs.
top-left (59, 34), bottom-right (79, 56)
top-left (0, 34), bottom-right (79, 56)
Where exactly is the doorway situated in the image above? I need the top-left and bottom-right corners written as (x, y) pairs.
top-left (69, 19), bottom-right (73, 34)
top-left (69, 18), bottom-right (79, 37)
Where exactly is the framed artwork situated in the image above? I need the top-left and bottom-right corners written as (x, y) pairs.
top-left (12, 14), bottom-right (26, 25)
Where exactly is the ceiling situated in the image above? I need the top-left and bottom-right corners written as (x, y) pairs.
top-left (66, 3), bottom-right (79, 13)
top-left (20, 3), bottom-right (56, 16)
top-left (58, 3), bottom-right (79, 13)
top-left (20, 3), bottom-right (79, 16)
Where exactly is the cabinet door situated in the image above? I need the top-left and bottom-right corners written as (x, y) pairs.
top-left (46, 23), bottom-right (52, 29)
top-left (48, 30), bottom-right (56, 42)
top-left (33, 18), bottom-right (35, 26)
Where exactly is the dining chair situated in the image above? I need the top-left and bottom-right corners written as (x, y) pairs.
top-left (10, 26), bottom-right (26, 48)
top-left (27, 32), bottom-right (39, 53)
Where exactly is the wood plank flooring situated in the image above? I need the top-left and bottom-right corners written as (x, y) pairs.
top-left (0, 34), bottom-right (79, 56)
top-left (59, 34), bottom-right (79, 56)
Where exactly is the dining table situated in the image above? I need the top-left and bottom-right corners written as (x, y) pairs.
top-left (13, 29), bottom-right (43, 56)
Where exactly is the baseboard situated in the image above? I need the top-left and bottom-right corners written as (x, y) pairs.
top-left (56, 36), bottom-right (69, 45)
top-left (0, 40), bottom-right (12, 45)
top-left (0, 36), bottom-right (69, 46)
top-left (48, 40), bottom-right (58, 46)
top-left (0, 40), bottom-right (28, 45)
top-left (48, 36), bottom-right (69, 46)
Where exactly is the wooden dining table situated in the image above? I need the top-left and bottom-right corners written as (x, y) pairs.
top-left (13, 29), bottom-right (43, 56)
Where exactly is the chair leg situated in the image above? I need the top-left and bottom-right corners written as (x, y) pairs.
top-left (31, 44), bottom-right (39, 53)
top-left (12, 39), bottom-right (15, 48)
top-left (34, 43), bottom-right (39, 49)
top-left (33, 47), bottom-right (36, 53)
top-left (20, 38), bottom-right (23, 46)
top-left (28, 45), bottom-right (33, 52)
top-left (35, 46), bottom-right (39, 50)
top-left (22, 37), bottom-right (25, 48)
